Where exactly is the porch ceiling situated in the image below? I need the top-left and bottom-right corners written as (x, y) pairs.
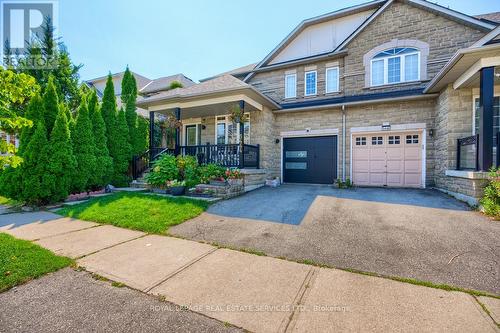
top-left (425, 44), bottom-right (500, 93)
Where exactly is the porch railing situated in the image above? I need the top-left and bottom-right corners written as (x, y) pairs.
top-left (130, 143), bottom-right (260, 179)
top-left (179, 143), bottom-right (260, 168)
top-left (456, 135), bottom-right (479, 171)
top-left (456, 133), bottom-right (500, 171)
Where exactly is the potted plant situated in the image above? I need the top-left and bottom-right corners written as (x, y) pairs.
top-left (225, 168), bottom-right (243, 186)
top-left (167, 180), bottom-right (186, 196)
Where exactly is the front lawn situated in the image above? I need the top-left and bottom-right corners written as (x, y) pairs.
top-left (0, 233), bottom-right (73, 292)
top-left (56, 192), bottom-right (209, 234)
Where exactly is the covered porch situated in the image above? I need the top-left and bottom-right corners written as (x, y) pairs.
top-left (134, 75), bottom-right (280, 178)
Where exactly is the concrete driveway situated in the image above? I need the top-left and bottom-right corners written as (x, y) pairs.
top-left (170, 185), bottom-right (500, 295)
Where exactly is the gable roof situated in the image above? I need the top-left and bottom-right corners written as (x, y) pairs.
top-left (137, 74), bottom-right (281, 110)
top-left (200, 63), bottom-right (257, 82)
top-left (244, 0), bottom-right (497, 82)
top-left (475, 12), bottom-right (500, 24)
top-left (140, 74), bottom-right (195, 94)
top-left (246, 0), bottom-right (385, 77)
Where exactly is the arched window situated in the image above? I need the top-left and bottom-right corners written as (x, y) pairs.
top-left (370, 47), bottom-right (420, 86)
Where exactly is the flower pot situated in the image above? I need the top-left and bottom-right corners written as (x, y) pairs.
top-left (227, 179), bottom-right (243, 186)
top-left (170, 186), bottom-right (185, 196)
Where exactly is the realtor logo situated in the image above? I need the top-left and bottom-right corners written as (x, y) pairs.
top-left (1, 0), bottom-right (58, 66)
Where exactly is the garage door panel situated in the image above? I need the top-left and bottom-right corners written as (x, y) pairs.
top-left (404, 173), bottom-right (421, 187)
top-left (387, 160), bottom-right (404, 173)
top-left (353, 131), bottom-right (422, 188)
top-left (353, 172), bottom-right (369, 185)
top-left (404, 146), bottom-right (421, 159)
top-left (369, 173), bottom-right (386, 186)
top-left (370, 160), bottom-right (386, 173)
top-left (369, 148), bottom-right (386, 160)
top-left (387, 173), bottom-right (404, 186)
top-left (387, 147), bottom-right (403, 160)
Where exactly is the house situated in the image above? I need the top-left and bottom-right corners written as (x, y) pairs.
top-left (137, 0), bottom-right (500, 205)
top-left (85, 71), bottom-right (195, 117)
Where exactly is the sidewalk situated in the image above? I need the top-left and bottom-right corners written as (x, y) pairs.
top-left (1, 212), bottom-right (499, 333)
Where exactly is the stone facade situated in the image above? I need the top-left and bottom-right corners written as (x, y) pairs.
top-left (248, 1), bottom-right (486, 103)
top-left (271, 97), bottom-right (436, 185)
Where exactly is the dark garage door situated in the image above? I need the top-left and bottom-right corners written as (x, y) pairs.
top-left (283, 136), bottom-right (337, 184)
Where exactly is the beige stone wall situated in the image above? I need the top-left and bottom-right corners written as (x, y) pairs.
top-left (343, 1), bottom-right (485, 96)
top-left (250, 107), bottom-right (277, 173)
top-left (269, 98), bottom-right (437, 185)
top-left (250, 58), bottom-right (345, 105)
top-left (433, 85), bottom-right (482, 198)
top-left (248, 1), bottom-right (485, 103)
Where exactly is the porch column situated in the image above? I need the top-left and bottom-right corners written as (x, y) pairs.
top-left (149, 111), bottom-right (155, 161)
top-left (478, 67), bottom-right (495, 171)
top-left (239, 100), bottom-right (245, 169)
top-left (174, 107), bottom-right (181, 156)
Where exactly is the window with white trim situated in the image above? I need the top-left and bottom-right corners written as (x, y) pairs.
top-left (215, 114), bottom-right (250, 144)
top-left (325, 67), bottom-right (339, 93)
top-left (304, 70), bottom-right (317, 96)
top-left (370, 48), bottom-right (420, 86)
top-left (284, 73), bottom-right (296, 99)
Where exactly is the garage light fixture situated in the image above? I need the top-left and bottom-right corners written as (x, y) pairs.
top-left (381, 123), bottom-right (391, 131)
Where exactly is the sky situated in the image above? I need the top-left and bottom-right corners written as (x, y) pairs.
top-left (56, 0), bottom-right (500, 83)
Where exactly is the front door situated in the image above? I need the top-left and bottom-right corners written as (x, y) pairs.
top-left (283, 136), bottom-right (337, 184)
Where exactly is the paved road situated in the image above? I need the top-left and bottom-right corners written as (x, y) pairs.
top-left (171, 185), bottom-right (500, 294)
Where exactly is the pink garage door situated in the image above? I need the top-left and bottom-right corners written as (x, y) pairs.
top-left (352, 132), bottom-right (422, 188)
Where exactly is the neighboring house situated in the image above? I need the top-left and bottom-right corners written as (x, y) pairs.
top-left (85, 71), bottom-right (195, 117)
top-left (137, 0), bottom-right (500, 205)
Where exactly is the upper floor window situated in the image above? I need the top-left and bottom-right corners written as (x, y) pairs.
top-left (304, 71), bottom-right (317, 96)
top-left (371, 48), bottom-right (420, 86)
top-left (326, 67), bottom-right (339, 93)
top-left (284, 73), bottom-right (296, 99)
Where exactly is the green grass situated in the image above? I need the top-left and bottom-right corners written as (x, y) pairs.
top-left (0, 233), bottom-right (73, 292)
top-left (56, 192), bottom-right (209, 234)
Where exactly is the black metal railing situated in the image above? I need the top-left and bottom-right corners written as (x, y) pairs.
top-left (457, 134), bottom-right (479, 171)
top-left (131, 143), bottom-right (260, 179)
top-left (178, 143), bottom-right (260, 168)
top-left (456, 133), bottom-right (500, 171)
top-left (130, 150), bottom-right (149, 180)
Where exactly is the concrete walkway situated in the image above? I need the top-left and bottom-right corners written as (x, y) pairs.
top-left (1, 212), bottom-right (499, 333)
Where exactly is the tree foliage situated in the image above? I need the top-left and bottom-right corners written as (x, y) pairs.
top-left (46, 108), bottom-right (76, 202)
top-left (17, 17), bottom-right (81, 109)
top-left (19, 122), bottom-right (52, 205)
top-left (88, 92), bottom-right (113, 189)
top-left (0, 67), bottom-right (39, 168)
top-left (42, 75), bottom-right (59, 135)
top-left (101, 74), bottom-right (117, 149)
top-left (112, 109), bottom-right (131, 186)
top-left (71, 97), bottom-right (96, 192)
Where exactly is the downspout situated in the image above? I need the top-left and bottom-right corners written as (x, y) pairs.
top-left (342, 105), bottom-right (346, 182)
